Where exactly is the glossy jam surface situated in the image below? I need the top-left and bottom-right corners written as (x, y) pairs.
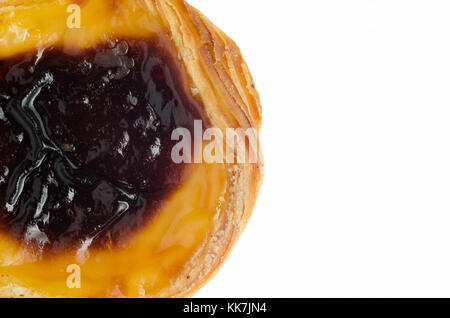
top-left (0, 39), bottom-right (203, 254)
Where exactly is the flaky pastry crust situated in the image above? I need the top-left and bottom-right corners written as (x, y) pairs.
top-left (0, 0), bottom-right (263, 298)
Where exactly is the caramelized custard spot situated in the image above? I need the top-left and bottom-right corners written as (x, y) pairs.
top-left (0, 38), bottom-right (204, 254)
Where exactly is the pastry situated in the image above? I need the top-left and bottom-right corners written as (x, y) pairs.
top-left (0, 0), bottom-right (263, 297)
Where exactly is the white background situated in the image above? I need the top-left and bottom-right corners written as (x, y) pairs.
top-left (190, 0), bottom-right (450, 297)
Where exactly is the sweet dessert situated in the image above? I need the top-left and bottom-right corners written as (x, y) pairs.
top-left (0, 0), bottom-right (263, 297)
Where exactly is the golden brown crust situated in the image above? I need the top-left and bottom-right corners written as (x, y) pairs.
top-left (0, 0), bottom-right (263, 298)
top-left (148, 0), bottom-right (264, 297)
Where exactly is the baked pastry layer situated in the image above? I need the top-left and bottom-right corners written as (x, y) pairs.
top-left (0, 0), bottom-right (263, 297)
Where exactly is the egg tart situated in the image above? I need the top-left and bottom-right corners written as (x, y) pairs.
top-left (0, 0), bottom-right (263, 297)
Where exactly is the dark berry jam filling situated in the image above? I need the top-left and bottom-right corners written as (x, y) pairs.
top-left (0, 38), bottom-right (204, 254)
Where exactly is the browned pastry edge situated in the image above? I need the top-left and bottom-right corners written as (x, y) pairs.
top-left (151, 0), bottom-right (264, 297)
top-left (0, 0), bottom-right (264, 298)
